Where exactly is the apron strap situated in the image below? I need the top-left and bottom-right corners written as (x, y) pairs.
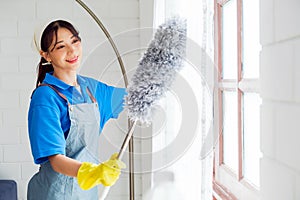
top-left (86, 87), bottom-right (97, 103)
top-left (38, 83), bottom-right (70, 105)
top-left (36, 84), bottom-right (97, 104)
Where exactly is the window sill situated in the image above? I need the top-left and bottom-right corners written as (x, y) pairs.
top-left (213, 180), bottom-right (238, 200)
top-left (214, 164), bottom-right (261, 200)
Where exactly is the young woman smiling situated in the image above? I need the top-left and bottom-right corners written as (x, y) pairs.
top-left (27, 20), bottom-right (126, 200)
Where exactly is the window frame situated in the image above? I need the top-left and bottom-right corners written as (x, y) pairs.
top-left (213, 0), bottom-right (261, 199)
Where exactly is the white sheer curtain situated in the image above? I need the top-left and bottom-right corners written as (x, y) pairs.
top-left (151, 0), bottom-right (215, 199)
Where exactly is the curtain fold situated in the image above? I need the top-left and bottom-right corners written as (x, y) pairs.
top-left (200, 0), bottom-right (215, 199)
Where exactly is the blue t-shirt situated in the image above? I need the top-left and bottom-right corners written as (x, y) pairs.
top-left (28, 73), bottom-right (126, 164)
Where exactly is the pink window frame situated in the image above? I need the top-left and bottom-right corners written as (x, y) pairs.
top-left (213, 0), bottom-right (245, 198)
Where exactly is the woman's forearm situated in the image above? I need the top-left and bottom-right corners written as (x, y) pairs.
top-left (49, 154), bottom-right (82, 177)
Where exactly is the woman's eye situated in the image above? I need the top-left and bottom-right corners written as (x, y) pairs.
top-left (56, 45), bottom-right (65, 50)
top-left (72, 39), bottom-right (80, 44)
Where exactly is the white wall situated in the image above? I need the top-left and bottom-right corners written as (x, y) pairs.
top-left (260, 0), bottom-right (300, 199)
top-left (0, 0), bottom-right (147, 199)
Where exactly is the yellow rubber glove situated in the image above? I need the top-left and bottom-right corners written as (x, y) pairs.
top-left (77, 153), bottom-right (126, 190)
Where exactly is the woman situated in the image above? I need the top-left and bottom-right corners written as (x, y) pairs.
top-left (27, 19), bottom-right (126, 199)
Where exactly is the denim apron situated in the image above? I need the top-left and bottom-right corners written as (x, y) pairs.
top-left (28, 84), bottom-right (100, 200)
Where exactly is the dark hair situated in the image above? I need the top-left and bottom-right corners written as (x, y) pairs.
top-left (35, 20), bottom-right (81, 88)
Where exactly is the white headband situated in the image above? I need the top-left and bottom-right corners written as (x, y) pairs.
top-left (32, 18), bottom-right (75, 53)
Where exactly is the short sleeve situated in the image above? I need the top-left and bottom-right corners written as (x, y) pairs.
top-left (110, 87), bottom-right (127, 118)
top-left (28, 87), bottom-right (66, 164)
top-left (96, 83), bottom-right (126, 130)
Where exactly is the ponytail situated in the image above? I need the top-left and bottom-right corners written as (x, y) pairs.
top-left (36, 57), bottom-right (54, 88)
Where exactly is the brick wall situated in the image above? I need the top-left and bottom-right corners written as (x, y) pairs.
top-left (0, 0), bottom-right (143, 199)
top-left (260, 0), bottom-right (300, 199)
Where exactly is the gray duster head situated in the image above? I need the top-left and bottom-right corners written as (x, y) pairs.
top-left (126, 17), bottom-right (187, 124)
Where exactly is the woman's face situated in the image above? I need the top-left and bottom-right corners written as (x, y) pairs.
top-left (43, 27), bottom-right (82, 73)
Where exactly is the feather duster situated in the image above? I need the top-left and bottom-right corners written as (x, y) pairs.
top-left (126, 16), bottom-right (187, 124)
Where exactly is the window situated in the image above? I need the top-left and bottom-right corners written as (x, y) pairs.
top-left (213, 0), bottom-right (262, 199)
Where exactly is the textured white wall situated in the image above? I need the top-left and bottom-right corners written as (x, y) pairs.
top-left (0, 0), bottom-right (144, 199)
top-left (260, 0), bottom-right (300, 199)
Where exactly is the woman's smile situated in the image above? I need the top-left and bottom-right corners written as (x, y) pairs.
top-left (66, 56), bottom-right (79, 64)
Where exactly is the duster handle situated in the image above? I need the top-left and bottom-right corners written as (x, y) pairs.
top-left (99, 187), bottom-right (110, 200)
top-left (117, 120), bottom-right (137, 159)
top-left (99, 120), bottom-right (137, 200)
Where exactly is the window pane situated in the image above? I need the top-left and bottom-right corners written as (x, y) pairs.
top-left (222, 0), bottom-right (237, 80)
top-left (222, 91), bottom-right (238, 173)
top-left (242, 0), bottom-right (261, 78)
top-left (243, 92), bottom-right (262, 187)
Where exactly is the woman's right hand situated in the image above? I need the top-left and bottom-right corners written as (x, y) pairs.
top-left (77, 153), bottom-right (126, 190)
